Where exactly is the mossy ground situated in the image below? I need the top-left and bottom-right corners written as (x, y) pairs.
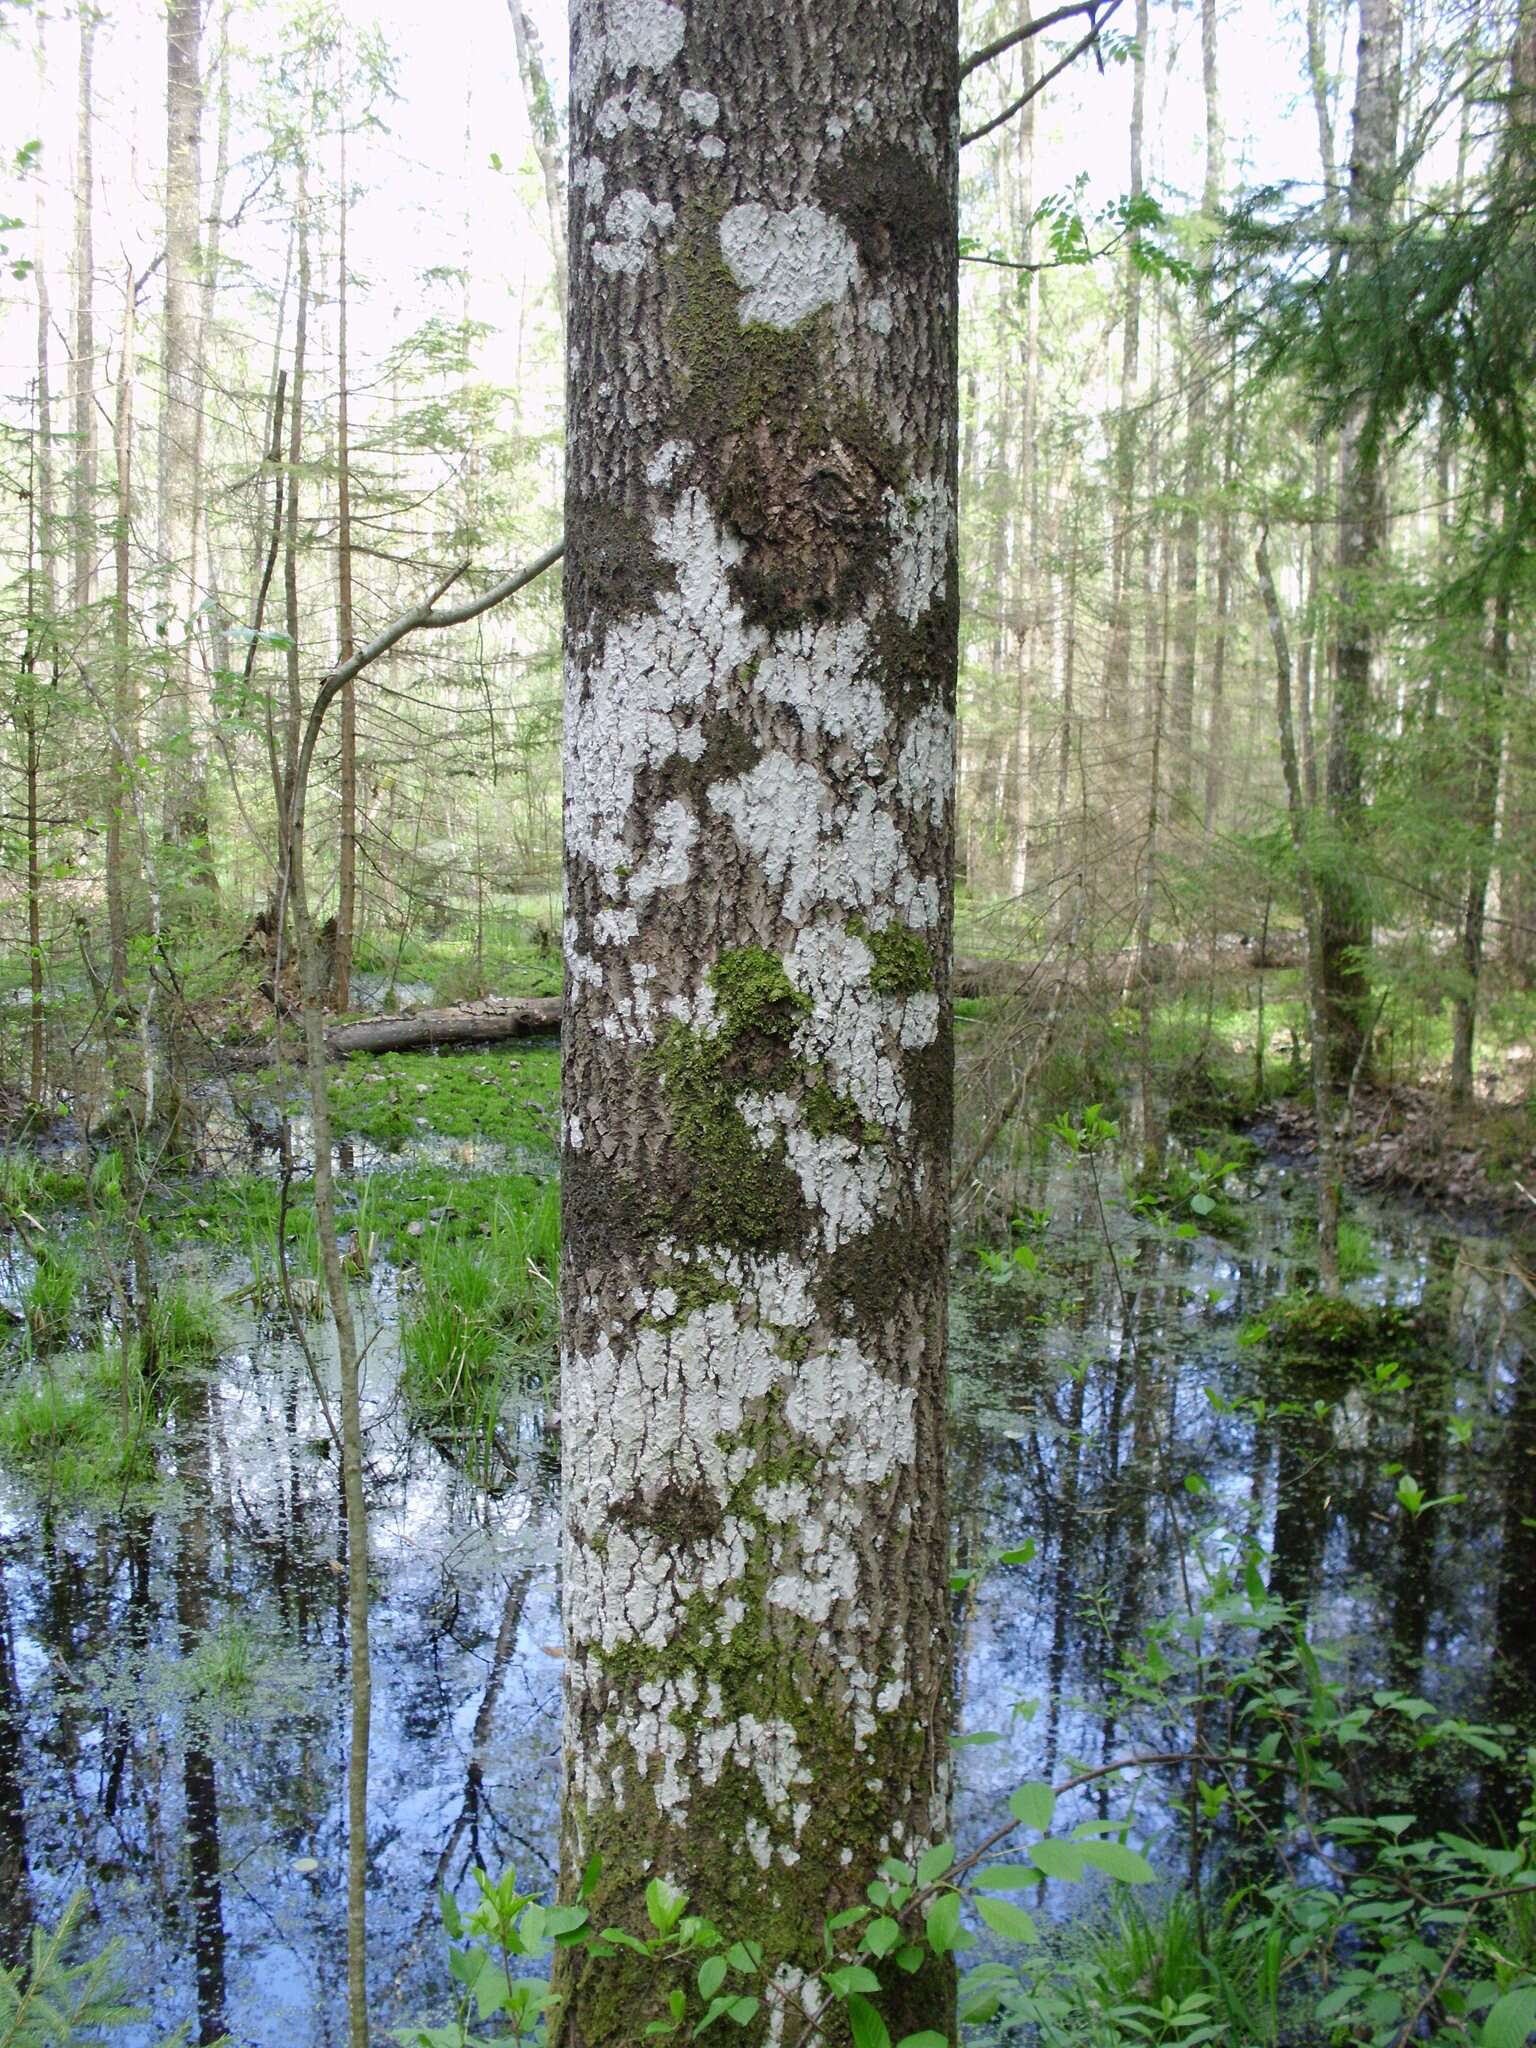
top-left (324, 1045), bottom-right (560, 1155)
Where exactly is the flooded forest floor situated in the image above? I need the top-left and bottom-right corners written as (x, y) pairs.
top-left (0, 951), bottom-right (1533, 2044)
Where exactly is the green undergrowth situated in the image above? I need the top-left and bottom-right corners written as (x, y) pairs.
top-left (401, 1183), bottom-right (559, 1456)
top-left (0, 1352), bottom-right (160, 1496)
top-left (323, 1046), bottom-right (560, 1154)
top-left (349, 905), bottom-right (562, 1005)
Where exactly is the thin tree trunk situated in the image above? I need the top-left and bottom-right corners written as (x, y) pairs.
top-left (507, 1), bottom-right (568, 334)
top-left (1449, 553), bottom-right (1510, 1103)
top-left (333, 101), bottom-right (358, 1011)
top-left (283, 158), bottom-right (311, 815)
top-left (1320, 0), bottom-right (1402, 1086)
top-left (71, 6), bottom-right (97, 618)
top-left (1102, 0), bottom-right (1149, 794)
top-left (558, 2), bottom-right (958, 2038)
top-left (107, 270), bottom-right (138, 1004)
top-left (161, 0), bottom-right (209, 879)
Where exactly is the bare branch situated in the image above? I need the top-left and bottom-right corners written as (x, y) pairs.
top-left (287, 536), bottom-right (564, 863)
top-left (960, 0), bottom-right (1106, 80)
top-left (962, 0), bottom-right (1125, 148)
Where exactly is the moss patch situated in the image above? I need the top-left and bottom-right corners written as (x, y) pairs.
top-left (1259, 1293), bottom-right (1446, 1386)
top-left (851, 918), bottom-right (936, 997)
top-left (816, 140), bottom-right (950, 276)
top-left (667, 209), bottom-right (818, 442)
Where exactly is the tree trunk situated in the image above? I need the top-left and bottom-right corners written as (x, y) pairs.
top-left (1101, 0), bottom-right (1148, 796)
top-left (557, 4), bottom-right (958, 2041)
top-left (507, 0), bottom-right (568, 335)
top-left (1449, 538), bottom-right (1512, 1104)
top-left (161, 0), bottom-right (211, 884)
top-left (70, 6), bottom-right (97, 620)
top-left (333, 104), bottom-right (358, 1012)
top-left (1257, 535), bottom-right (1342, 1294)
top-left (1320, 0), bottom-right (1402, 1086)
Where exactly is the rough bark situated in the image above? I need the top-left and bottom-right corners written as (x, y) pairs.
top-left (557, 3), bottom-right (958, 2041)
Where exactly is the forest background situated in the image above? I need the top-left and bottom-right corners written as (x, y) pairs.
top-left (0, 0), bottom-right (1535, 2044)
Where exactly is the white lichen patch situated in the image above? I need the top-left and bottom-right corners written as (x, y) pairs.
top-left (785, 920), bottom-right (936, 1128)
top-left (754, 619), bottom-right (886, 755)
top-left (887, 477), bottom-right (953, 624)
top-left (718, 202), bottom-right (860, 329)
top-left (573, 0), bottom-right (686, 108)
top-left (708, 755), bottom-right (939, 927)
top-left (645, 438), bottom-right (692, 488)
top-left (896, 701), bottom-right (955, 828)
top-left (592, 188), bottom-right (676, 275)
top-left (739, 1092), bottom-right (895, 1248)
top-left (679, 87), bottom-right (719, 126)
top-left (571, 154), bottom-right (608, 206)
top-left (595, 88), bottom-right (664, 137)
top-left (566, 488), bottom-right (761, 898)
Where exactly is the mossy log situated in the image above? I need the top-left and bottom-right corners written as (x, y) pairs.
top-left (326, 997), bottom-right (561, 1055)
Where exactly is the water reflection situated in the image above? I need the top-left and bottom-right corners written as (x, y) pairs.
top-left (0, 1153), bottom-right (1528, 2041)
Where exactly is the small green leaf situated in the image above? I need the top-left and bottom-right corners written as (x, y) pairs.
top-left (977, 1895), bottom-right (1038, 1943)
top-left (972, 1864), bottom-right (1037, 1890)
top-left (861, 1917), bottom-right (902, 1957)
top-left (825, 1965), bottom-right (883, 1996)
top-left (895, 2036), bottom-right (951, 2048)
top-left (847, 1993), bottom-right (892, 2048)
top-left (699, 1956), bottom-right (727, 1999)
top-left (728, 1997), bottom-right (759, 2026)
top-left (916, 1842), bottom-right (956, 1886)
top-left (998, 1541), bottom-right (1037, 1565)
top-left (1029, 1838), bottom-right (1086, 1882)
top-left (1009, 1781), bottom-right (1057, 1832)
top-left (925, 1892), bottom-right (962, 1955)
top-left (647, 1877), bottom-right (688, 1933)
top-left (1077, 1840), bottom-right (1156, 1884)
top-left (1482, 1987), bottom-right (1536, 2048)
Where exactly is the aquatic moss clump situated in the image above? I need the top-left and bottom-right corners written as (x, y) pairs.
top-left (1260, 1294), bottom-right (1444, 1384)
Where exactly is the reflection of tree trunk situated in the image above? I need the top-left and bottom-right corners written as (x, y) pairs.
top-left (435, 1569), bottom-right (537, 1887)
top-left (0, 1559), bottom-right (33, 1970)
top-left (176, 1380), bottom-right (229, 2047)
top-left (103, 1508), bottom-right (155, 1819)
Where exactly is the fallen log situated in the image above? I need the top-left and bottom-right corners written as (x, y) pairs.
top-left (327, 996), bottom-right (562, 1055)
